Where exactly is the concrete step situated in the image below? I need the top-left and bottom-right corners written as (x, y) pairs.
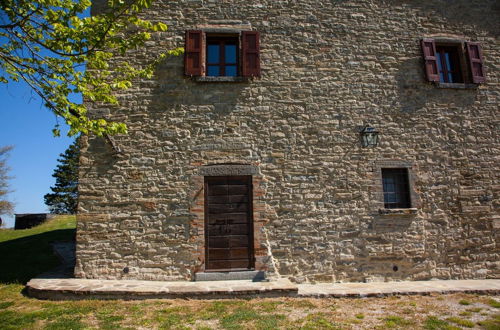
top-left (194, 270), bottom-right (266, 282)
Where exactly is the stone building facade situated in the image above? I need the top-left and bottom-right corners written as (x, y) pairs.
top-left (76, 0), bottom-right (500, 283)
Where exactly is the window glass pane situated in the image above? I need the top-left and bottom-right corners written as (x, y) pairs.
top-left (444, 52), bottom-right (452, 71)
top-left (225, 65), bottom-right (237, 77)
top-left (207, 45), bottom-right (219, 64)
top-left (444, 52), bottom-right (454, 83)
top-left (225, 44), bottom-right (237, 64)
top-left (207, 65), bottom-right (220, 76)
top-left (436, 52), bottom-right (445, 82)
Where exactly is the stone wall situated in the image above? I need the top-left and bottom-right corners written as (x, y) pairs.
top-left (76, 0), bottom-right (499, 282)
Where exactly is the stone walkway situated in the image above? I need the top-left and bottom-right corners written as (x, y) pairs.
top-left (26, 278), bottom-right (298, 300)
top-left (298, 279), bottom-right (500, 298)
top-left (26, 277), bottom-right (500, 300)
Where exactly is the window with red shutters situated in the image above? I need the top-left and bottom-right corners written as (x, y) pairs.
top-left (184, 30), bottom-right (260, 79)
top-left (421, 38), bottom-right (486, 85)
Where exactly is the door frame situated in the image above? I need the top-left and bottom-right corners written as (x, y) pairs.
top-left (204, 175), bottom-right (255, 272)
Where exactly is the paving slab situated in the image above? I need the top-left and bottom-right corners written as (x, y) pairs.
top-left (298, 279), bottom-right (500, 298)
top-left (26, 277), bottom-right (298, 300)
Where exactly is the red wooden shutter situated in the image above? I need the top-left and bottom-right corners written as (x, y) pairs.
top-left (185, 30), bottom-right (203, 76)
top-left (420, 39), bottom-right (439, 82)
top-left (242, 31), bottom-right (260, 77)
top-left (466, 42), bottom-right (486, 83)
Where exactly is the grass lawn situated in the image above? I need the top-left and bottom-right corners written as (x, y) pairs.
top-left (0, 215), bottom-right (75, 284)
top-left (0, 216), bottom-right (499, 329)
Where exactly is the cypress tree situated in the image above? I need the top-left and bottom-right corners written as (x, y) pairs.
top-left (44, 140), bottom-right (80, 214)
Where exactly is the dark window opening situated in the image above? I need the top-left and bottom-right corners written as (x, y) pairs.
top-left (206, 36), bottom-right (239, 77)
top-left (436, 45), bottom-right (463, 83)
top-left (382, 168), bottom-right (411, 209)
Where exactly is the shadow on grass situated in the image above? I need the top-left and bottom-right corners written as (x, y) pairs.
top-left (0, 229), bottom-right (75, 284)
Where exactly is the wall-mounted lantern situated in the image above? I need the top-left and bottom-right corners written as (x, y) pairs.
top-left (360, 125), bottom-right (379, 148)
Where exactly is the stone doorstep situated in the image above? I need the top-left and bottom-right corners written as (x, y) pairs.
top-left (26, 278), bottom-right (298, 301)
top-left (194, 270), bottom-right (267, 282)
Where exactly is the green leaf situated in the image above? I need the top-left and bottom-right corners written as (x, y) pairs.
top-left (0, 0), bottom-right (181, 137)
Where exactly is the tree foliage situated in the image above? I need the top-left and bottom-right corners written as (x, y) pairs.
top-left (44, 140), bottom-right (79, 214)
top-left (0, 0), bottom-right (183, 136)
top-left (0, 145), bottom-right (14, 215)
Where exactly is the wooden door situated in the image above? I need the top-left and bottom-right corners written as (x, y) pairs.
top-left (205, 176), bottom-right (254, 271)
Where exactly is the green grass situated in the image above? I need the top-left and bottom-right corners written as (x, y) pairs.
top-left (220, 307), bottom-right (259, 329)
top-left (446, 316), bottom-right (475, 328)
top-left (255, 314), bottom-right (286, 329)
top-left (284, 299), bottom-right (317, 309)
top-left (0, 215), bottom-right (75, 242)
top-left (300, 312), bottom-right (339, 329)
top-left (458, 299), bottom-right (471, 306)
top-left (424, 316), bottom-right (460, 330)
top-left (255, 300), bottom-right (283, 312)
top-left (478, 313), bottom-right (500, 330)
top-left (383, 315), bottom-right (414, 328)
top-left (0, 215), bottom-right (75, 284)
top-left (466, 307), bottom-right (482, 313)
top-left (487, 299), bottom-right (500, 308)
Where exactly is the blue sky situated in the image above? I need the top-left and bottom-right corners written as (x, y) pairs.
top-left (0, 82), bottom-right (74, 228)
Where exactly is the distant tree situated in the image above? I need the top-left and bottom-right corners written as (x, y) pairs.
top-left (44, 140), bottom-right (80, 214)
top-left (0, 145), bottom-right (14, 216)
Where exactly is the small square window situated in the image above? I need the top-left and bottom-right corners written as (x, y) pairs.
top-left (382, 168), bottom-right (411, 209)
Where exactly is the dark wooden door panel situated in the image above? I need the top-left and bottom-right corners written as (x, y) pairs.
top-left (208, 248), bottom-right (249, 260)
top-left (208, 185), bottom-right (229, 196)
top-left (208, 185), bottom-right (248, 196)
top-left (229, 235), bottom-right (250, 248)
top-left (227, 185), bottom-right (248, 195)
top-left (207, 259), bottom-right (251, 270)
top-left (208, 249), bottom-right (230, 260)
top-left (226, 177), bottom-right (249, 185)
top-left (208, 234), bottom-right (250, 248)
top-left (208, 213), bottom-right (248, 224)
top-left (205, 175), bottom-right (254, 271)
top-left (207, 195), bottom-right (248, 204)
top-left (229, 248), bottom-right (249, 258)
top-left (208, 236), bottom-right (229, 248)
top-left (208, 223), bottom-right (249, 236)
top-left (209, 203), bottom-right (247, 214)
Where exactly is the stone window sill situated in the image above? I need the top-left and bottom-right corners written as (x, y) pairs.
top-left (378, 208), bottom-right (418, 216)
top-left (435, 82), bottom-right (478, 89)
top-left (194, 76), bottom-right (249, 83)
